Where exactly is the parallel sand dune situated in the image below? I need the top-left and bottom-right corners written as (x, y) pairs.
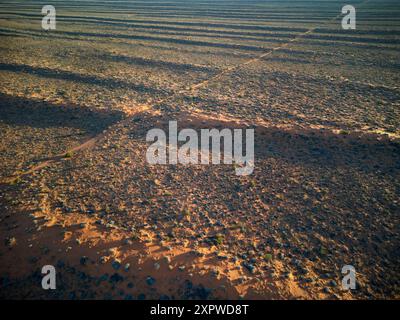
top-left (0, 0), bottom-right (399, 299)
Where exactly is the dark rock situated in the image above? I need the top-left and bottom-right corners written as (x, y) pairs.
top-left (329, 280), bottom-right (338, 287)
top-left (243, 263), bottom-right (255, 274)
top-left (109, 273), bottom-right (124, 283)
top-left (80, 256), bottom-right (89, 266)
top-left (112, 260), bottom-right (121, 270)
top-left (146, 276), bottom-right (156, 286)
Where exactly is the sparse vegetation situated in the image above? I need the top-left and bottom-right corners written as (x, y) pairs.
top-left (212, 234), bottom-right (224, 246)
top-left (263, 253), bottom-right (273, 261)
top-left (0, 0), bottom-right (399, 301)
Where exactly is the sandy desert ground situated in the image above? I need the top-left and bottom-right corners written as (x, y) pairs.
top-left (0, 0), bottom-right (399, 299)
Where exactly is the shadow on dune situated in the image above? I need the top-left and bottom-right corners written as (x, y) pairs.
top-left (0, 62), bottom-right (169, 95)
top-left (0, 92), bottom-right (124, 133)
top-left (135, 112), bottom-right (400, 174)
top-left (92, 53), bottom-right (217, 74)
top-left (253, 126), bottom-right (400, 174)
top-left (0, 28), bottom-right (269, 52)
top-left (0, 12), bottom-right (310, 32)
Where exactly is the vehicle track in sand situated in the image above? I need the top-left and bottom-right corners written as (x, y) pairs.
top-left (6, 0), bottom-right (392, 181)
